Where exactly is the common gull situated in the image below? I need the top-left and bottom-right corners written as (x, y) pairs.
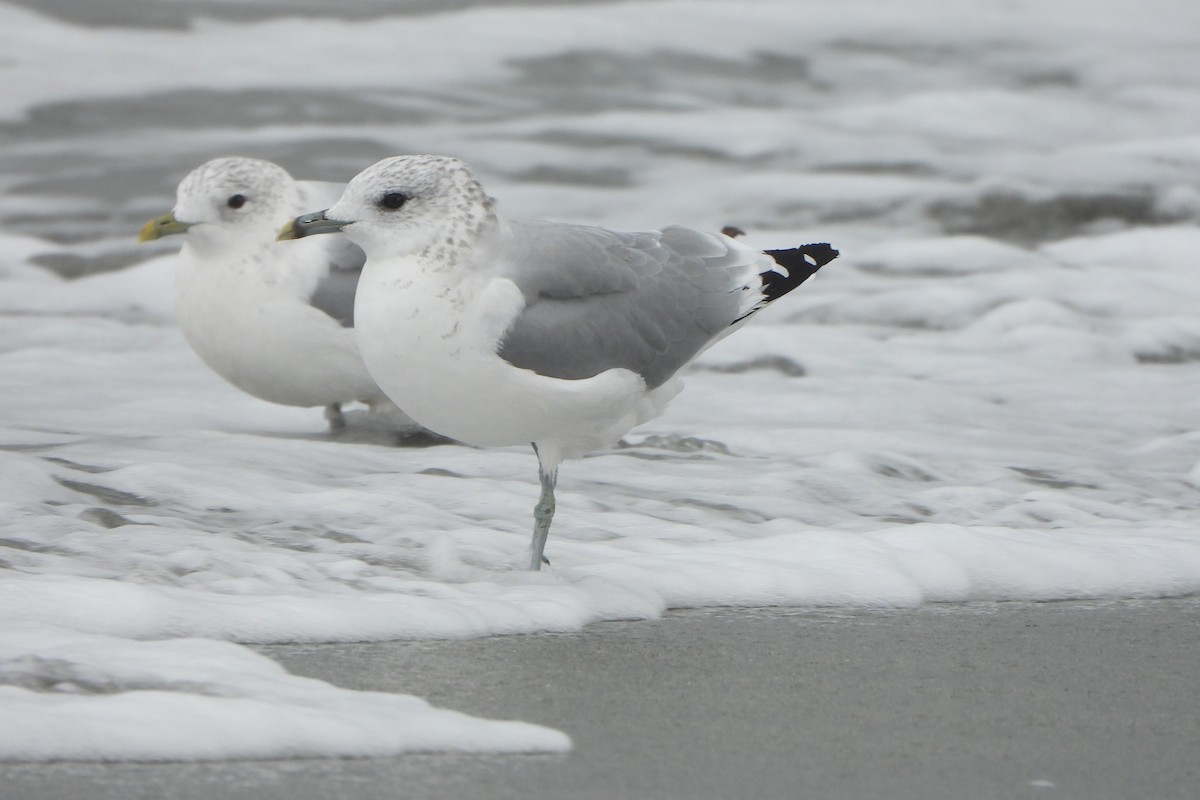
top-left (138, 157), bottom-right (419, 433)
top-left (279, 155), bottom-right (838, 568)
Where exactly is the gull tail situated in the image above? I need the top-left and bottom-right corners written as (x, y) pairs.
top-left (762, 244), bottom-right (839, 301)
top-left (735, 243), bottom-right (839, 322)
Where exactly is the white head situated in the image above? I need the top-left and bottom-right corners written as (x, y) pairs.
top-left (284, 155), bottom-right (496, 264)
top-left (139, 157), bottom-right (300, 250)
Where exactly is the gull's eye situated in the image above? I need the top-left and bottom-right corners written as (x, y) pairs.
top-left (227, 194), bottom-right (246, 209)
top-left (379, 192), bottom-right (408, 210)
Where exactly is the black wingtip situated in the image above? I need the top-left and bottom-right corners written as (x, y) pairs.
top-left (760, 243), bottom-right (839, 302)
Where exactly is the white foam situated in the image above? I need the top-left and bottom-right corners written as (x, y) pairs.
top-left (0, 623), bottom-right (569, 761)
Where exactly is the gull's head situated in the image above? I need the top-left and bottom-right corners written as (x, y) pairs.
top-left (139, 157), bottom-right (299, 245)
top-left (278, 155), bottom-right (495, 261)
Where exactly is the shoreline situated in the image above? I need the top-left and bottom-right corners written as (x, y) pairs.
top-left (3, 598), bottom-right (1198, 800)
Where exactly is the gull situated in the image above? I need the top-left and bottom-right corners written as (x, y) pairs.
top-left (138, 156), bottom-right (419, 433)
top-left (279, 155), bottom-right (838, 568)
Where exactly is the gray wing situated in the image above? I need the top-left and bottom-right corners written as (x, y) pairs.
top-left (296, 180), bottom-right (365, 328)
top-left (306, 236), bottom-right (365, 328)
top-left (496, 220), bottom-right (765, 389)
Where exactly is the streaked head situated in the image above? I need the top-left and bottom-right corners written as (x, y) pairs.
top-left (138, 157), bottom-right (299, 244)
top-left (278, 155), bottom-right (495, 260)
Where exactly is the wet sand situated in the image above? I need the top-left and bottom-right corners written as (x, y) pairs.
top-left (3, 599), bottom-right (1198, 800)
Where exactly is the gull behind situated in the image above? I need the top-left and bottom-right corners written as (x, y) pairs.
top-left (139, 156), bottom-right (419, 432)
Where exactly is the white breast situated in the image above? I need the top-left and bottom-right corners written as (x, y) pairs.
top-left (174, 241), bottom-right (381, 408)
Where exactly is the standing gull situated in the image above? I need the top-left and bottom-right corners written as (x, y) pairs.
top-left (279, 155), bottom-right (838, 568)
top-left (138, 157), bottom-right (419, 433)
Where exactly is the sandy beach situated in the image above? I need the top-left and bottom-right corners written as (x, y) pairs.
top-left (3, 598), bottom-right (1197, 800)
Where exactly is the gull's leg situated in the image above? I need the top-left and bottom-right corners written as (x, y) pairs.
top-left (324, 403), bottom-right (346, 433)
top-left (530, 445), bottom-right (559, 570)
top-left (531, 463), bottom-right (557, 570)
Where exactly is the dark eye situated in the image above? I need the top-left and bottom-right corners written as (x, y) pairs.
top-left (227, 194), bottom-right (246, 209)
top-left (379, 192), bottom-right (408, 210)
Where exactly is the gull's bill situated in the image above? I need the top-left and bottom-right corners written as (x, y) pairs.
top-left (277, 211), bottom-right (351, 241)
top-left (136, 212), bottom-right (194, 242)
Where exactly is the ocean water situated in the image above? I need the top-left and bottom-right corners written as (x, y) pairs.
top-left (2, 0), bottom-right (1200, 761)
